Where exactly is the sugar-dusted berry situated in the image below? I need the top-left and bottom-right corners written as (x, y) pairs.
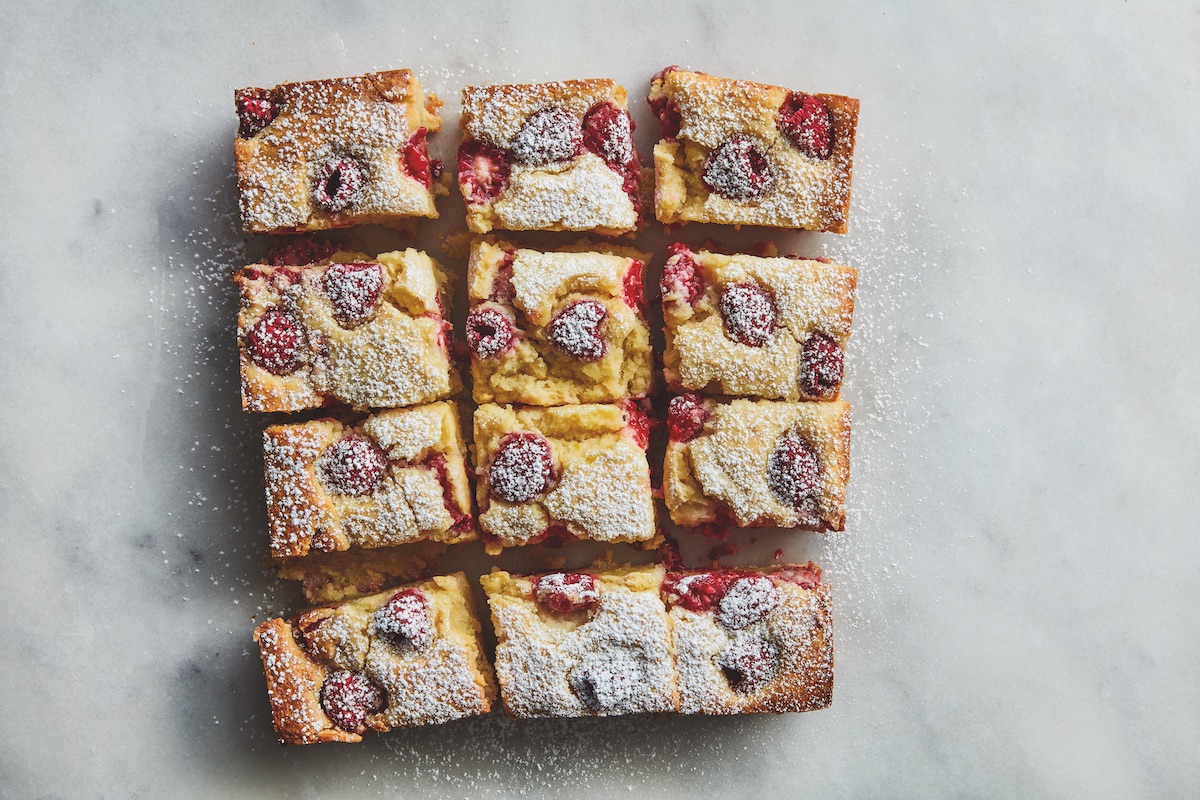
top-left (719, 283), bottom-right (777, 347)
top-left (569, 650), bottom-right (646, 712)
top-left (582, 103), bottom-right (634, 169)
top-left (235, 87), bottom-right (278, 138)
top-left (778, 92), bottom-right (834, 160)
top-left (717, 638), bottom-right (779, 694)
top-left (621, 399), bottom-right (652, 450)
top-left (488, 432), bottom-right (554, 504)
top-left (403, 127), bottom-right (434, 188)
top-left (457, 141), bottom-right (511, 204)
top-left (667, 393), bottom-right (710, 443)
top-left (321, 262), bottom-right (383, 328)
top-left (702, 136), bottom-right (774, 201)
top-left (464, 306), bottom-right (517, 359)
top-left (371, 588), bottom-right (433, 651)
top-left (511, 106), bottom-right (582, 165)
top-left (533, 572), bottom-right (599, 614)
top-left (313, 157), bottom-right (365, 213)
top-left (318, 434), bottom-right (388, 497)
top-left (320, 670), bottom-right (385, 733)
top-left (801, 332), bottom-right (844, 399)
top-left (247, 308), bottom-right (303, 375)
top-left (547, 300), bottom-right (608, 361)
top-left (716, 575), bottom-right (781, 629)
top-left (661, 243), bottom-right (704, 306)
top-left (767, 431), bottom-right (821, 520)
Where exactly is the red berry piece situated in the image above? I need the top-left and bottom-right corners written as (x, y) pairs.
top-left (621, 399), bottom-right (652, 450)
top-left (533, 572), bottom-right (599, 614)
top-left (717, 638), bottom-right (779, 694)
top-left (702, 136), bottom-right (774, 201)
top-left (464, 306), bottom-right (517, 359)
top-left (649, 66), bottom-right (682, 139)
top-left (767, 431), bottom-right (821, 520)
top-left (313, 158), bottom-right (365, 213)
top-left (621, 259), bottom-right (645, 311)
top-left (547, 300), bottom-right (608, 361)
top-left (266, 235), bottom-right (347, 267)
top-left (489, 251), bottom-right (516, 302)
top-left (771, 561), bottom-right (822, 589)
top-left (708, 542), bottom-right (740, 561)
top-left (661, 243), bottom-right (704, 306)
top-left (321, 263), bottom-right (383, 328)
top-left (372, 588), bottom-right (433, 651)
top-left (778, 92), bottom-right (833, 160)
top-left (423, 453), bottom-right (469, 530)
top-left (320, 670), bottom-right (385, 733)
top-left (800, 332), bottom-right (844, 399)
top-left (667, 393), bottom-right (710, 443)
top-left (511, 106), bottom-right (582, 165)
top-left (662, 572), bottom-right (727, 612)
top-left (318, 434), bottom-right (388, 497)
top-left (235, 87), bottom-right (278, 138)
top-left (716, 575), bottom-right (781, 629)
top-left (457, 141), bottom-right (511, 204)
top-left (582, 103), bottom-right (634, 169)
top-left (488, 432), bottom-right (554, 504)
top-left (719, 284), bottom-right (777, 347)
top-left (247, 308), bottom-right (304, 375)
top-left (403, 127), bottom-right (434, 188)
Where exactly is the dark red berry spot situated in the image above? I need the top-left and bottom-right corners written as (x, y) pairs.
top-left (372, 588), bottom-right (433, 650)
top-left (716, 575), bottom-right (781, 629)
top-left (718, 638), bottom-right (779, 694)
top-left (767, 431), bottom-right (821, 521)
top-left (719, 284), bottom-right (777, 347)
top-left (667, 393), bottom-right (710, 443)
top-left (320, 670), bottom-right (385, 733)
top-left (649, 67), bottom-right (682, 139)
top-left (313, 158), bottom-right (364, 212)
top-left (801, 332), bottom-right (844, 399)
top-left (703, 136), bottom-right (774, 201)
top-left (235, 87), bottom-right (278, 138)
top-left (403, 127), bottom-right (434, 188)
top-left (621, 259), bottom-right (645, 311)
top-left (569, 651), bottom-right (646, 711)
top-left (661, 243), bottom-right (704, 306)
top-left (620, 399), bottom-right (652, 449)
top-left (488, 432), bottom-right (554, 504)
top-left (771, 561), bottom-right (822, 589)
top-left (533, 572), bottom-right (599, 614)
top-left (582, 103), bottom-right (634, 169)
top-left (511, 106), bottom-right (582, 165)
top-left (662, 572), bottom-right (727, 612)
top-left (266, 235), bottom-right (348, 267)
top-left (457, 141), bottom-right (511, 204)
top-left (464, 306), bottom-right (517, 359)
top-left (247, 309), bottom-right (303, 375)
top-left (422, 453), bottom-right (469, 530)
top-left (708, 542), bottom-right (739, 561)
top-left (318, 434), bottom-right (388, 497)
top-left (490, 251), bottom-right (516, 302)
top-left (321, 262), bottom-right (383, 328)
top-left (547, 300), bottom-right (608, 361)
top-left (778, 92), bottom-right (833, 160)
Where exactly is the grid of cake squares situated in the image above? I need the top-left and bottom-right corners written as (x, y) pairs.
top-left (233, 67), bottom-right (858, 744)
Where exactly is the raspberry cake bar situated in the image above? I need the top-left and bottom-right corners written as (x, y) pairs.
top-left (480, 564), bottom-right (679, 717)
top-left (663, 563), bottom-right (832, 714)
top-left (253, 572), bottom-right (496, 745)
top-left (235, 70), bottom-right (445, 234)
top-left (465, 237), bottom-right (653, 405)
top-left (664, 397), bottom-right (850, 532)
top-left (457, 80), bottom-right (642, 236)
top-left (649, 67), bottom-right (859, 233)
top-left (474, 402), bottom-right (656, 553)
top-left (234, 248), bottom-right (459, 412)
top-left (262, 402), bottom-right (474, 562)
top-left (662, 244), bottom-right (857, 401)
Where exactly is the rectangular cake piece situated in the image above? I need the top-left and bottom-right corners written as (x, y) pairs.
top-left (664, 397), bottom-right (850, 532)
top-left (648, 67), bottom-right (859, 233)
top-left (473, 402), bottom-right (657, 554)
top-left (235, 69), bottom-right (445, 234)
top-left (262, 401), bottom-right (474, 561)
top-left (253, 572), bottom-right (497, 745)
top-left (234, 248), bottom-right (460, 412)
top-left (663, 562), bottom-right (832, 714)
top-left (480, 564), bottom-right (679, 718)
top-left (662, 244), bottom-right (856, 401)
top-left (465, 237), bottom-right (653, 405)
top-left (457, 80), bottom-right (642, 236)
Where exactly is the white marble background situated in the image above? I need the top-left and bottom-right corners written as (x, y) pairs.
top-left (1, 1), bottom-right (1197, 797)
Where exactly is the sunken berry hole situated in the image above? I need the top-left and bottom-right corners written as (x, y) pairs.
top-left (318, 434), bottom-right (388, 497)
top-left (547, 299), bottom-right (608, 361)
top-left (320, 670), bottom-right (385, 732)
top-left (718, 639), bottom-right (779, 694)
top-left (246, 308), bottom-right (303, 375)
top-left (371, 588), bottom-right (433, 650)
top-left (464, 306), bottom-right (517, 359)
top-left (533, 572), bottom-right (599, 614)
top-left (488, 432), bottom-right (554, 504)
top-left (321, 262), bottom-right (383, 328)
top-left (719, 284), bottom-right (777, 348)
top-left (313, 158), bottom-right (365, 213)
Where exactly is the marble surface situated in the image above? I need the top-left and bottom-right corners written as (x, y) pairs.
top-left (2, 1), bottom-right (1198, 797)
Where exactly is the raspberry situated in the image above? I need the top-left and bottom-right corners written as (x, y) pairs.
top-left (569, 651), bottom-right (647, 712)
top-left (708, 542), bottom-right (740, 561)
top-left (320, 670), bottom-right (385, 733)
top-left (235, 87), bottom-right (278, 138)
top-left (533, 572), bottom-right (599, 614)
top-left (266, 235), bottom-right (347, 267)
top-left (403, 127), bottom-right (434, 188)
top-left (772, 562), bottom-right (822, 589)
top-left (778, 92), bottom-right (833, 160)
top-left (247, 309), bottom-right (303, 375)
top-left (662, 572), bottom-right (726, 612)
top-left (511, 106), bottom-right (582, 165)
top-left (547, 300), bottom-right (608, 361)
top-left (661, 243), bottom-right (704, 306)
top-left (649, 67), bottom-right (682, 139)
top-left (702, 136), bottom-right (774, 201)
top-left (716, 575), bottom-right (780, 629)
top-left (766, 431), bottom-right (821, 521)
top-left (321, 263), bottom-right (383, 328)
top-left (621, 399), bottom-right (652, 449)
top-left (313, 158), bottom-right (364, 213)
top-left (318, 434), bottom-right (388, 497)
top-left (717, 638), bottom-right (779, 694)
top-left (719, 284), bottom-right (777, 347)
top-left (423, 453), bottom-right (469, 530)
top-left (582, 103), bottom-right (634, 169)
top-left (621, 259), bottom-right (645, 311)
top-left (667, 393), bottom-right (710, 443)
top-left (490, 251), bottom-right (516, 302)
top-left (464, 306), bottom-right (517, 359)
top-left (457, 141), bottom-right (511, 203)
top-left (800, 332), bottom-right (844, 399)
top-left (372, 588), bottom-right (433, 650)
top-left (488, 432), bottom-right (554, 504)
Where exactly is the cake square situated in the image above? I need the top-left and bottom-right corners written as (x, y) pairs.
top-left (464, 237), bottom-right (653, 405)
top-left (648, 67), bottom-right (859, 233)
top-left (262, 401), bottom-right (474, 562)
top-left (663, 563), bottom-right (833, 714)
top-left (233, 248), bottom-right (460, 412)
top-left (253, 572), bottom-right (497, 745)
top-left (664, 397), bottom-right (850, 532)
top-left (480, 564), bottom-right (679, 718)
top-left (473, 402), bottom-right (657, 554)
top-left (457, 80), bottom-right (642, 236)
top-left (662, 244), bottom-right (857, 401)
top-left (234, 69), bottom-right (445, 234)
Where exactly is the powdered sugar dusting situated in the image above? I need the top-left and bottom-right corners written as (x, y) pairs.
top-left (542, 441), bottom-right (656, 544)
top-left (716, 576), bottom-right (781, 629)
